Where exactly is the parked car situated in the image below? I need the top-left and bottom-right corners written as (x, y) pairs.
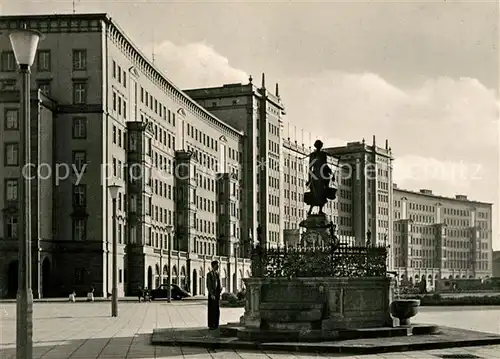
top-left (150, 284), bottom-right (191, 300)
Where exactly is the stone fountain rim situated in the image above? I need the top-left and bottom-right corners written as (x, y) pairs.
top-left (392, 298), bottom-right (421, 305)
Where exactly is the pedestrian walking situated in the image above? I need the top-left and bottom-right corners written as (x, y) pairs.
top-left (138, 285), bottom-right (143, 302)
top-left (86, 286), bottom-right (95, 302)
top-left (68, 290), bottom-right (76, 302)
top-left (206, 260), bottom-right (221, 330)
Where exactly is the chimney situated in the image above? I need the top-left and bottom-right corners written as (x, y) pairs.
top-left (275, 83), bottom-right (279, 97)
top-left (385, 139), bottom-right (389, 150)
top-left (419, 189), bottom-right (433, 195)
top-left (261, 73), bottom-right (266, 89)
top-left (372, 135), bottom-right (376, 147)
top-left (393, 183), bottom-right (398, 189)
top-left (455, 194), bottom-right (468, 200)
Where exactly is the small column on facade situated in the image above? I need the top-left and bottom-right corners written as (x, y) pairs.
top-left (125, 120), bottom-right (153, 294)
top-left (174, 150), bottom-right (197, 291)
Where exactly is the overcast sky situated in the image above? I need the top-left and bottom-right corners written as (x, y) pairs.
top-left (3, 0), bottom-right (499, 246)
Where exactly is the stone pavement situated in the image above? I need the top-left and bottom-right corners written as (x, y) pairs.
top-left (0, 301), bottom-right (499, 358)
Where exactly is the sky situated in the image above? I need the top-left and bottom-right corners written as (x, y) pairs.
top-left (2, 0), bottom-right (499, 247)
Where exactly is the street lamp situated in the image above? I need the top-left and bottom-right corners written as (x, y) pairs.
top-left (9, 27), bottom-right (42, 359)
top-left (166, 225), bottom-right (174, 302)
top-left (234, 240), bottom-right (240, 294)
top-left (108, 183), bottom-right (121, 317)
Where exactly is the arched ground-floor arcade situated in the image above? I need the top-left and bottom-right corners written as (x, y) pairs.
top-left (0, 243), bottom-right (55, 299)
top-left (126, 252), bottom-right (251, 296)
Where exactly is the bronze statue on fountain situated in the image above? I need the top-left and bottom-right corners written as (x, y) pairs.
top-left (300, 140), bottom-right (339, 247)
top-left (304, 140), bottom-right (337, 215)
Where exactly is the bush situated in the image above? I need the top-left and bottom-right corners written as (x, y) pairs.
top-left (403, 294), bottom-right (500, 306)
top-left (221, 292), bottom-right (238, 303)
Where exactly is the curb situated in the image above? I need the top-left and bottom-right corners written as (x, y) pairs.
top-left (151, 325), bottom-right (500, 355)
top-left (151, 336), bottom-right (500, 354)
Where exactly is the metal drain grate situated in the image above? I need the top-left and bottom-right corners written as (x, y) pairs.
top-left (437, 355), bottom-right (482, 359)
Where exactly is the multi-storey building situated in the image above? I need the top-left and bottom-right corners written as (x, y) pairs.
top-left (493, 250), bottom-right (500, 277)
top-left (0, 13), bottom-right (250, 298)
top-left (0, 90), bottom-right (55, 299)
top-left (282, 139), bottom-right (308, 245)
top-left (184, 76), bottom-right (286, 249)
top-left (324, 137), bottom-right (394, 250)
top-left (392, 186), bottom-right (493, 287)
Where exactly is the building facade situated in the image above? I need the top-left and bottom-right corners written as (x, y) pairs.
top-left (185, 77), bottom-right (286, 249)
top-left (0, 90), bottom-right (55, 298)
top-left (493, 250), bottom-right (500, 277)
top-left (392, 186), bottom-right (493, 288)
top-left (324, 137), bottom-right (394, 250)
top-left (0, 13), bottom-right (250, 298)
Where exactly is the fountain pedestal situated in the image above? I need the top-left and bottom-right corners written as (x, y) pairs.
top-left (299, 213), bottom-right (334, 247)
top-left (240, 276), bottom-right (398, 336)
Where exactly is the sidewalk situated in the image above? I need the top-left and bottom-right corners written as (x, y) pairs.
top-left (0, 295), bottom-right (207, 303)
top-left (1, 301), bottom-right (499, 359)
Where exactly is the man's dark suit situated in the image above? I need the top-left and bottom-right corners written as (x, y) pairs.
top-left (206, 269), bottom-right (221, 329)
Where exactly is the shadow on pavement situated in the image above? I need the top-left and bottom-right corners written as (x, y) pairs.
top-left (0, 332), bottom-right (362, 359)
top-left (0, 333), bottom-right (186, 359)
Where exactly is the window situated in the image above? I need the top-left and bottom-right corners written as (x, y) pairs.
top-left (129, 194), bottom-right (137, 213)
top-left (72, 117), bottom-right (87, 139)
top-left (129, 226), bottom-right (137, 244)
top-left (73, 82), bottom-right (87, 104)
top-left (5, 179), bottom-right (18, 201)
top-left (117, 160), bottom-right (122, 178)
top-left (37, 50), bottom-right (51, 71)
top-left (73, 49), bottom-right (87, 70)
top-left (1, 51), bottom-right (15, 72)
top-left (0, 79), bottom-right (16, 90)
top-left (4, 143), bottom-right (19, 166)
top-left (118, 223), bottom-right (122, 244)
top-left (72, 151), bottom-right (87, 172)
top-left (112, 60), bottom-right (116, 78)
top-left (37, 81), bottom-right (51, 96)
top-left (5, 215), bottom-right (18, 238)
top-left (72, 218), bottom-right (86, 241)
top-left (4, 109), bottom-right (19, 130)
top-left (73, 185), bottom-right (87, 207)
top-left (145, 196), bottom-right (152, 215)
top-left (129, 133), bottom-right (137, 151)
top-left (74, 268), bottom-right (85, 284)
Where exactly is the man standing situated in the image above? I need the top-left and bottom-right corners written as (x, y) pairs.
top-left (206, 260), bottom-right (221, 330)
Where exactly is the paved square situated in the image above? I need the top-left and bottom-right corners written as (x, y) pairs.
top-left (1, 301), bottom-right (500, 359)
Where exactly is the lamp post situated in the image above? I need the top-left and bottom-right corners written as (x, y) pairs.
top-left (234, 241), bottom-right (239, 293)
top-left (9, 27), bottom-right (42, 359)
top-left (108, 184), bottom-right (121, 317)
top-left (166, 225), bottom-right (173, 302)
